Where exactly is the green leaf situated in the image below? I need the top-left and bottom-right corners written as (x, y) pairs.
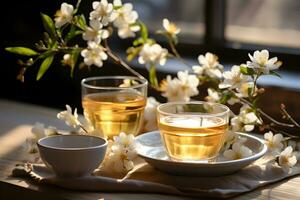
top-left (65, 25), bottom-right (75, 42)
top-left (149, 65), bottom-right (158, 88)
top-left (146, 38), bottom-right (156, 45)
top-left (172, 35), bottom-right (178, 45)
top-left (5, 47), bottom-right (39, 56)
top-left (220, 92), bottom-right (234, 104)
top-left (40, 13), bottom-right (56, 39)
top-left (37, 50), bottom-right (54, 60)
top-left (252, 97), bottom-right (259, 108)
top-left (65, 25), bottom-right (83, 43)
top-left (36, 55), bottom-right (54, 80)
top-left (270, 71), bottom-right (281, 78)
top-left (139, 21), bottom-right (148, 41)
top-left (248, 87), bottom-right (252, 97)
top-left (70, 49), bottom-right (80, 77)
top-left (133, 38), bottom-right (144, 46)
top-left (240, 66), bottom-right (255, 76)
top-left (126, 46), bottom-right (142, 62)
top-left (75, 14), bottom-right (87, 30)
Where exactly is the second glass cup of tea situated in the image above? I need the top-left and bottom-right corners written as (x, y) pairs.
top-left (157, 101), bottom-right (230, 162)
top-left (81, 76), bottom-right (147, 139)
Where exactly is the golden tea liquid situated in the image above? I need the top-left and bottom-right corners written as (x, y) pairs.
top-left (158, 116), bottom-right (228, 161)
top-left (82, 91), bottom-right (146, 139)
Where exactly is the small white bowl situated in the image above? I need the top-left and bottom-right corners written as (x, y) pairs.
top-left (37, 135), bottom-right (107, 178)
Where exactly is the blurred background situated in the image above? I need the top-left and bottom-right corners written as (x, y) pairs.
top-left (1, 0), bottom-right (300, 118)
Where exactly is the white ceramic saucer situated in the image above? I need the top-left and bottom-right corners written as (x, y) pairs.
top-left (136, 131), bottom-right (267, 176)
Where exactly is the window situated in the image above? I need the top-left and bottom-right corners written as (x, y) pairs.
top-left (226, 0), bottom-right (300, 49)
top-left (124, 0), bottom-right (205, 44)
top-left (114, 0), bottom-right (300, 71)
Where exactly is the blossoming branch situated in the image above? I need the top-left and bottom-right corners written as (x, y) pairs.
top-left (5, 0), bottom-right (173, 86)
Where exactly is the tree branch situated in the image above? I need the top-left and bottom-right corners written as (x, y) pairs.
top-left (166, 35), bottom-right (193, 68)
top-left (238, 97), bottom-right (295, 128)
top-left (280, 104), bottom-right (300, 128)
top-left (103, 40), bottom-right (145, 80)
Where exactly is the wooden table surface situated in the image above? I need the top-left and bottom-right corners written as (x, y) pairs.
top-left (0, 99), bottom-right (300, 200)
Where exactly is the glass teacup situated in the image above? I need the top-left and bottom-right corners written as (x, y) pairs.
top-left (157, 101), bottom-right (230, 162)
top-left (81, 76), bottom-right (148, 139)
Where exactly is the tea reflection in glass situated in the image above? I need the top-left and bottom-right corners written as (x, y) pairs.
top-left (157, 102), bottom-right (230, 162)
top-left (81, 76), bottom-right (147, 139)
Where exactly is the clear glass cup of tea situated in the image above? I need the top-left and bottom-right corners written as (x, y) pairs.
top-left (157, 101), bottom-right (230, 162)
top-left (81, 76), bottom-right (148, 139)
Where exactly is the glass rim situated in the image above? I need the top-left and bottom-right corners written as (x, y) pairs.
top-left (81, 76), bottom-right (148, 90)
top-left (157, 101), bottom-right (230, 117)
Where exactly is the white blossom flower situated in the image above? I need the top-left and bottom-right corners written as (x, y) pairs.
top-left (192, 65), bottom-right (204, 75)
top-left (81, 41), bottom-right (108, 67)
top-left (198, 52), bottom-right (219, 69)
top-left (235, 81), bottom-right (256, 98)
top-left (231, 106), bottom-right (261, 132)
top-left (117, 23), bottom-right (140, 39)
top-left (62, 54), bottom-right (74, 67)
top-left (176, 71), bottom-right (199, 96)
top-left (222, 131), bottom-right (238, 151)
top-left (192, 52), bottom-right (223, 79)
top-left (138, 43), bottom-right (168, 66)
top-left (223, 142), bottom-right (253, 160)
top-left (31, 122), bottom-right (47, 140)
top-left (25, 123), bottom-right (58, 154)
top-left (161, 76), bottom-right (181, 101)
top-left (206, 88), bottom-right (220, 103)
top-left (26, 123), bottom-right (46, 154)
top-left (230, 117), bottom-right (247, 132)
top-left (90, 0), bottom-right (115, 25)
top-left (293, 151), bottom-right (300, 165)
top-left (57, 105), bottom-right (80, 128)
top-left (111, 0), bottom-right (140, 38)
top-left (83, 20), bottom-right (109, 43)
top-left (143, 97), bottom-right (160, 131)
top-left (54, 3), bottom-right (74, 28)
top-left (222, 131), bottom-right (248, 151)
top-left (113, 132), bottom-right (136, 150)
top-left (205, 88), bottom-right (238, 105)
top-left (119, 79), bottom-right (138, 87)
top-left (219, 65), bottom-right (248, 89)
top-left (113, 0), bottom-right (138, 28)
top-left (102, 132), bottom-right (137, 173)
top-left (264, 131), bottom-right (284, 153)
top-left (278, 146), bottom-right (297, 172)
top-left (162, 71), bottom-right (199, 102)
top-left (227, 97), bottom-right (240, 105)
top-left (107, 145), bottom-right (136, 172)
top-left (163, 18), bottom-right (180, 35)
top-left (247, 49), bottom-right (281, 74)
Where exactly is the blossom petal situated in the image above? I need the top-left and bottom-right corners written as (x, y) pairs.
top-left (163, 18), bottom-right (169, 30)
top-left (264, 131), bottom-right (273, 141)
top-left (223, 149), bottom-right (235, 160)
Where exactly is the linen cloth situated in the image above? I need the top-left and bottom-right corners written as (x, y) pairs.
top-left (12, 156), bottom-right (300, 198)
